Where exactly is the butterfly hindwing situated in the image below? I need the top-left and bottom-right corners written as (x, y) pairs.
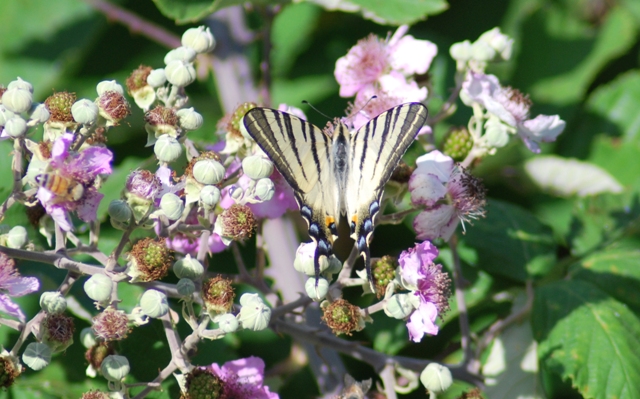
top-left (347, 103), bottom-right (429, 286)
top-left (243, 108), bottom-right (339, 278)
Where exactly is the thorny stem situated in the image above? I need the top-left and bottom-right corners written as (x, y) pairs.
top-left (448, 234), bottom-right (475, 371)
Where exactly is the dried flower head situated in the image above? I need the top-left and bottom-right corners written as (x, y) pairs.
top-left (126, 65), bottom-right (153, 94)
top-left (92, 307), bottom-right (130, 342)
top-left (126, 237), bottom-right (174, 282)
top-left (96, 90), bottom-right (131, 126)
top-left (42, 313), bottom-right (75, 351)
top-left (227, 102), bottom-right (257, 139)
top-left (217, 204), bottom-right (257, 241)
top-left (45, 91), bottom-right (76, 123)
top-left (84, 342), bottom-right (115, 371)
top-left (322, 299), bottom-right (361, 336)
top-left (202, 276), bottom-right (235, 316)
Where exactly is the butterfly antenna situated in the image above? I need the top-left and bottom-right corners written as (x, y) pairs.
top-left (301, 100), bottom-right (332, 121)
top-left (344, 95), bottom-right (378, 126)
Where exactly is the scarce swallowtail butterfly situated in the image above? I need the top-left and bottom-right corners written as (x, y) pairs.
top-left (242, 102), bottom-right (428, 288)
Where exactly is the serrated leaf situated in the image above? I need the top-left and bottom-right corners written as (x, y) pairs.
top-left (587, 71), bottom-right (640, 144)
top-left (462, 199), bottom-right (556, 282)
top-left (570, 248), bottom-right (640, 314)
top-left (525, 156), bottom-right (623, 197)
top-left (533, 280), bottom-right (640, 399)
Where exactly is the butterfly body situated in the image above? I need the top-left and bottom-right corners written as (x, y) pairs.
top-left (243, 103), bottom-right (428, 288)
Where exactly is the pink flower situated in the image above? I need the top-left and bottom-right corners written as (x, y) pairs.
top-left (166, 231), bottom-right (227, 256)
top-left (202, 356), bottom-right (279, 399)
top-left (461, 72), bottom-right (566, 153)
top-left (398, 242), bottom-right (451, 342)
top-left (334, 26), bottom-right (436, 100)
top-left (0, 253), bottom-right (39, 322)
top-left (35, 133), bottom-right (113, 231)
top-left (409, 151), bottom-right (486, 241)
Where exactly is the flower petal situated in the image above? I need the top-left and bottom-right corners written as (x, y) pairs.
top-left (413, 205), bottom-right (458, 241)
top-left (518, 114), bottom-right (566, 153)
top-left (0, 293), bottom-right (26, 322)
top-left (407, 301), bottom-right (439, 342)
top-left (389, 35), bottom-right (437, 75)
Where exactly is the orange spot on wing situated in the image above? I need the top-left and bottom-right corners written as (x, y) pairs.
top-left (325, 216), bottom-right (335, 227)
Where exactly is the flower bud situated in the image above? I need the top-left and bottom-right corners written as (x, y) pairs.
top-left (182, 26), bottom-right (216, 53)
top-left (384, 294), bottom-right (417, 319)
top-left (147, 68), bottom-right (167, 88)
top-left (294, 242), bottom-right (331, 276)
top-left (8, 77), bottom-right (33, 92)
top-left (28, 103), bottom-right (50, 124)
top-left (420, 363), bottom-right (453, 394)
top-left (160, 192), bottom-right (184, 220)
top-left (242, 155), bottom-right (274, 180)
top-left (84, 274), bottom-right (113, 302)
top-left (22, 342), bottom-right (51, 371)
top-left (139, 289), bottom-right (169, 318)
top-left (164, 46), bottom-right (197, 64)
top-left (173, 254), bottom-right (205, 280)
top-left (100, 355), bottom-right (130, 382)
top-left (176, 278), bottom-right (196, 296)
top-left (449, 40), bottom-right (473, 62)
top-left (199, 185), bottom-right (221, 210)
top-left (71, 99), bottom-right (99, 125)
top-left (0, 105), bottom-right (16, 126)
top-left (39, 291), bottom-right (67, 314)
top-left (176, 107), bottom-right (203, 131)
top-left (154, 134), bottom-right (183, 163)
top-left (96, 80), bottom-right (124, 96)
top-left (2, 87), bottom-right (33, 113)
top-left (7, 225), bottom-right (28, 249)
top-left (215, 313), bottom-right (239, 333)
top-left (471, 39), bottom-right (496, 62)
top-left (80, 327), bottom-right (97, 348)
top-left (108, 200), bottom-right (132, 223)
top-left (193, 159), bottom-right (225, 185)
top-left (305, 277), bottom-right (329, 301)
top-left (5, 117), bottom-right (27, 137)
top-left (229, 185), bottom-right (244, 202)
top-left (483, 116), bottom-right (510, 148)
top-left (253, 178), bottom-right (275, 202)
top-left (164, 60), bottom-right (196, 87)
top-left (238, 293), bottom-right (271, 331)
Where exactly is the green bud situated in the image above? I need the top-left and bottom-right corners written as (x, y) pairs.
top-left (3, 87), bottom-right (33, 113)
top-left (84, 274), bottom-right (113, 302)
top-left (80, 327), bottom-right (97, 348)
top-left (173, 254), bottom-right (204, 280)
top-left (384, 294), bottom-right (418, 319)
top-left (164, 46), bottom-right (197, 64)
top-left (176, 278), bottom-right (196, 296)
top-left (182, 26), bottom-right (216, 53)
top-left (108, 200), bottom-right (132, 223)
top-left (100, 355), bottom-right (130, 382)
top-left (147, 69), bottom-right (166, 88)
top-left (215, 313), bottom-right (239, 333)
top-left (160, 192), bottom-right (184, 220)
top-left (229, 186), bottom-right (244, 202)
top-left (237, 293), bottom-right (271, 331)
top-left (449, 40), bottom-right (473, 62)
top-left (242, 155), bottom-right (274, 180)
top-left (139, 289), bottom-right (169, 318)
top-left (22, 342), bottom-right (51, 371)
top-left (193, 159), bottom-right (225, 185)
top-left (71, 99), bottom-right (99, 125)
top-left (254, 178), bottom-right (275, 202)
top-left (484, 116), bottom-right (510, 148)
top-left (5, 117), bottom-right (27, 137)
top-left (39, 291), bottom-right (67, 314)
top-left (471, 39), bottom-right (496, 62)
top-left (420, 363), bottom-right (453, 394)
top-left (305, 277), bottom-right (329, 301)
top-left (154, 134), bottom-right (183, 163)
top-left (164, 60), bottom-right (196, 87)
top-left (7, 225), bottom-right (28, 249)
top-left (0, 105), bottom-right (16, 126)
top-left (96, 80), bottom-right (124, 96)
top-left (199, 185), bottom-right (221, 210)
top-left (176, 107), bottom-right (203, 131)
top-left (293, 243), bottom-right (331, 276)
top-left (29, 103), bottom-right (50, 124)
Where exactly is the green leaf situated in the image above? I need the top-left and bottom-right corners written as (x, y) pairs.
top-left (569, 248), bottom-right (640, 314)
top-left (345, 0), bottom-right (448, 25)
top-left (588, 135), bottom-right (640, 186)
top-left (587, 71), bottom-right (640, 144)
top-left (530, 6), bottom-right (638, 105)
top-left (152, 0), bottom-right (288, 24)
top-left (462, 199), bottom-right (557, 282)
top-left (272, 3), bottom-right (322, 77)
top-left (525, 155), bottom-right (623, 197)
top-left (533, 280), bottom-right (640, 399)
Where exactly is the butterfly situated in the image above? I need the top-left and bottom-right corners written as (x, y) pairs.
top-left (242, 102), bottom-right (428, 288)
